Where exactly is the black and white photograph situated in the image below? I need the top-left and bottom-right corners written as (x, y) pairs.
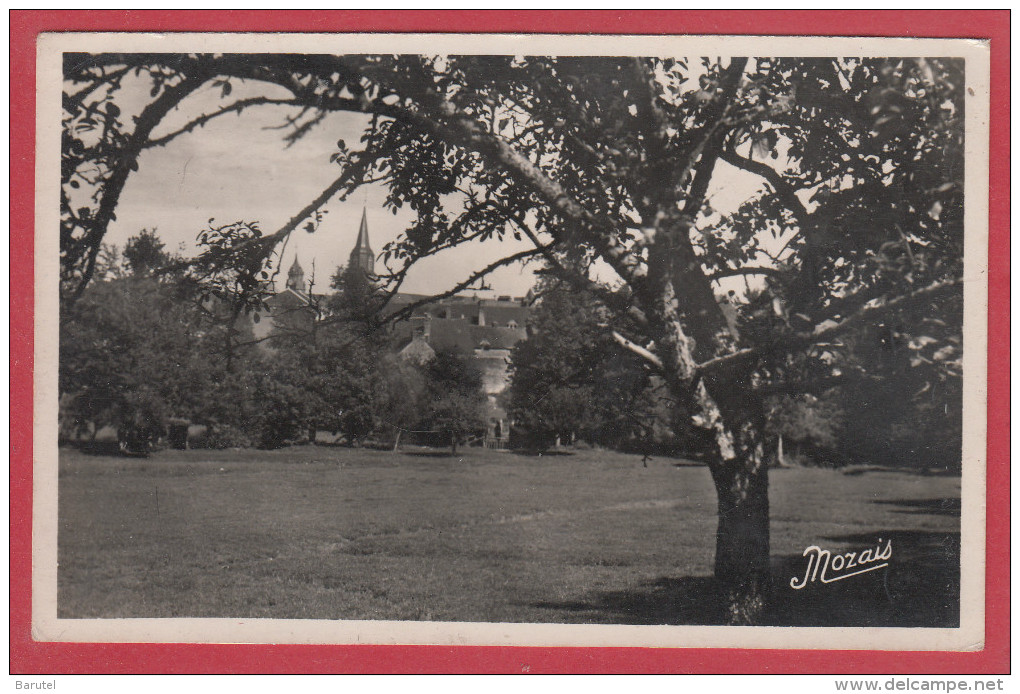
top-left (34, 32), bottom-right (989, 649)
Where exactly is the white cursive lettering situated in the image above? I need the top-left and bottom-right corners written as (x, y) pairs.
top-left (790, 538), bottom-right (892, 589)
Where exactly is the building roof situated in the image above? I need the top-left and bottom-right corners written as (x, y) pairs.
top-left (393, 318), bottom-right (527, 354)
top-left (382, 294), bottom-right (529, 325)
top-left (476, 304), bottom-right (529, 327)
top-left (266, 287), bottom-right (314, 308)
top-left (399, 335), bottom-right (436, 364)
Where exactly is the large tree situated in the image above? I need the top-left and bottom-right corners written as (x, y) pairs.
top-left (419, 349), bottom-right (487, 454)
top-left (507, 279), bottom-right (659, 450)
top-left (61, 53), bottom-right (964, 622)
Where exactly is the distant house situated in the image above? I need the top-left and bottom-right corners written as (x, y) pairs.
top-left (392, 300), bottom-right (529, 446)
top-left (255, 207), bottom-right (531, 446)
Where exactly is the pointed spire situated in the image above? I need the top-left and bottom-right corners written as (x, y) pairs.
top-left (286, 253), bottom-right (305, 291)
top-left (349, 207), bottom-right (374, 275)
top-left (356, 207), bottom-right (371, 250)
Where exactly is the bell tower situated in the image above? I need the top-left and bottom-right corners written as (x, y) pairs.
top-left (349, 207), bottom-right (374, 276)
top-left (286, 255), bottom-right (305, 292)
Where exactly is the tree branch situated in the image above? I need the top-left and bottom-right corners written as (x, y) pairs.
top-left (706, 266), bottom-right (782, 281)
top-left (610, 330), bottom-right (664, 371)
top-left (696, 277), bottom-right (961, 376)
top-left (372, 246), bottom-right (551, 327)
top-left (719, 146), bottom-right (808, 219)
top-left (145, 96), bottom-right (301, 149)
top-left (678, 58), bottom-right (749, 218)
top-left (628, 57), bottom-right (672, 147)
top-left (511, 213), bottom-right (649, 329)
top-left (155, 142), bottom-right (379, 279)
top-left (370, 71), bottom-right (652, 297)
top-left (71, 69), bottom-right (211, 300)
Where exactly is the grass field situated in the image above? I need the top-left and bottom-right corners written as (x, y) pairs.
top-left (58, 446), bottom-right (960, 626)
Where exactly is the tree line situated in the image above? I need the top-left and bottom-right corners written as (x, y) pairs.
top-left (60, 228), bottom-right (487, 452)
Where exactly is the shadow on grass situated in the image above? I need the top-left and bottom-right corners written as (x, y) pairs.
top-left (766, 528), bottom-right (960, 627)
top-left (531, 500), bottom-right (960, 627)
top-left (841, 466), bottom-right (961, 477)
top-left (873, 497), bottom-right (961, 516)
top-left (73, 441), bottom-right (153, 458)
top-left (403, 449), bottom-right (461, 458)
top-left (510, 449), bottom-right (576, 458)
top-left (671, 459), bottom-right (707, 468)
top-left (532, 576), bottom-right (726, 625)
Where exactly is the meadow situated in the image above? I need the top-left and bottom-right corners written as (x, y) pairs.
top-left (58, 446), bottom-right (960, 626)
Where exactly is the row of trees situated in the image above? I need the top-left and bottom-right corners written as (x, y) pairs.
top-left (60, 230), bottom-right (487, 451)
top-left (62, 52), bottom-right (967, 622)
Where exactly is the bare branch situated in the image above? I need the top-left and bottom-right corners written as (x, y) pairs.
top-left (145, 96), bottom-right (301, 149)
top-left (611, 330), bottom-right (664, 371)
top-left (376, 246), bottom-right (550, 326)
top-left (706, 266), bottom-right (782, 281)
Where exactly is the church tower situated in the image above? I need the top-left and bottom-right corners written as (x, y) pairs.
top-left (349, 207), bottom-right (374, 276)
top-left (286, 255), bottom-right (305, 292)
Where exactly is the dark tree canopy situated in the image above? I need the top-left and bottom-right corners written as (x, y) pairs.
top-left (122, 227), bottom-right (170, 275)
top-left (507, 281), bottom-right (662, 451)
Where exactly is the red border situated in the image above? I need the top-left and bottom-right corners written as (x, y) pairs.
top-left (10, 10), bottom-right (1009, 674)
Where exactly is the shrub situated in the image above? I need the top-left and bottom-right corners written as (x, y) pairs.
top-left (204, 424), bottom-right (255, 450)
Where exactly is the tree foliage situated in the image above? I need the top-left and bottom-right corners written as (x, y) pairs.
top-left (508, 281), bottom-right (660, 450)
top-left (60, 249), bottom-right (226, 446)
top-left (417, 349), bottom-right (487, 453)
top-left (122, 227), bottom-right (170, 275)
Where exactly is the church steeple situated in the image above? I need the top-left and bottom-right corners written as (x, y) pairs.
top-left (349, 207), bottom-right (374, 276)
top-left (286, 254), bottom-right (305, 292)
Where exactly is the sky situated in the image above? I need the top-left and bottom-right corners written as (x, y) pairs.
top-left (105, 74), bottom-right (767, 298)
top-left (107, 80), bottom-right (540, 297)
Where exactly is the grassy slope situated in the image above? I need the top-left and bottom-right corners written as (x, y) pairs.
top-left (57, 446), bottom-right (960, 626)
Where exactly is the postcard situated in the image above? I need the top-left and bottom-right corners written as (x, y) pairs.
top-left (21, 25), bottom-right (997, 665)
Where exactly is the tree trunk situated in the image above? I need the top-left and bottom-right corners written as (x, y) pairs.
top-left (644, 276), bottom-right (772, 622)
top-left (709, 455), bottom-right (771, 624)
top-left (392, 429), bottom-right (402, 452)
top-left (450, 432), bottom-right (457, 455)
top-left (654, 315), bottom-right (773, 623)
top-left (648, 238), bottom-right (773, 624)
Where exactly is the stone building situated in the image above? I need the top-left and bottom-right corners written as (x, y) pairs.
top-left (249, 255), bottom-right (321, 345)
top-left (256, 208), bottom-right (531, 446)
top-left (391, 297), bottom-right (529, 446)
